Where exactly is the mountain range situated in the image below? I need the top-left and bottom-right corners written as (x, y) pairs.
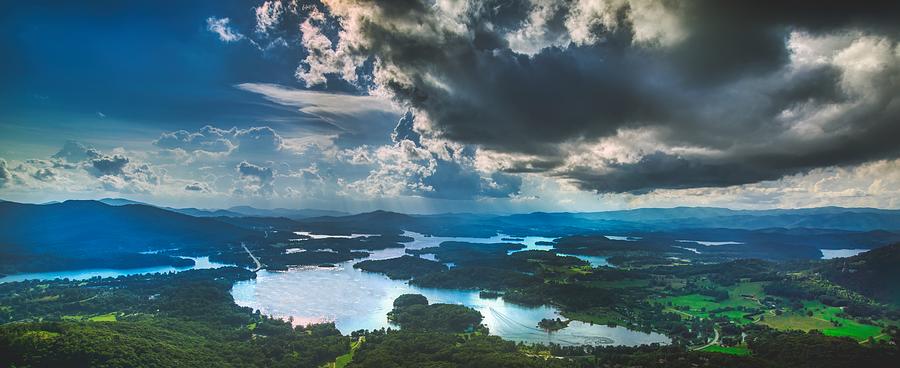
top-left (2, 198), bottom-right (899, 275)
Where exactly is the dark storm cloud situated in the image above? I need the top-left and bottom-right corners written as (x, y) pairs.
top-left (420, 159), bottom-right (522, 200)
top-left (304, 0), bottom-right (900, 193)
top-left (383, 113), bottom-right (521, 200)
top-left (89, 154), bottom-right (129, 176)
top-left (236, 161), bottom-right (274, 184)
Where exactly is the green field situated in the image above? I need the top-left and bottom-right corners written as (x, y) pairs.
top-left (762, 301), bottom-right (883, 341)
top-left (700, 345), bottom-right (751, 356)
top-left (659, 282), bottom-right (765, 324)
top-left (332, 336), bottom-right (364, 368)
top-left (88, 313), bottom-right (118, 322)
top-left (62, 312), bottom-right (118, 323)
top-left (661, 282), bottom-right (885, 342)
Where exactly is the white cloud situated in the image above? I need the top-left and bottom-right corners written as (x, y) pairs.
top-left (206, 17), bottom-right (244, 42)
top-left (154, 125), bottom-right (236, 153)
top-left (184, 182), bottom-right (212, 193)
top-left (235, 161), bottom-right (276, 196)
top-left (254, 1), bottom-right (284, 34)
top-left (31, 168), bottom-right (56, 181)
top-left (235, 83), bottom-right (400, 145)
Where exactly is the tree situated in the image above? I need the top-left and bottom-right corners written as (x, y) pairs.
top-left (392, 294), bottom-right (428, 309)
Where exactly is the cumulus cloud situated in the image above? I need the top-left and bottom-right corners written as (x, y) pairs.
top-left (294, 0), bottom-right (900, 193)
top-left (0, 159), bottom-right (12, 187)
top-left (234, 126), bottom-right (284, 154)
top-left (184, 182), bottom-right (212, 192)
top-left (153, 125), bottom-right (286, 156)
top-left (154, 125), bottom-right (236, 152)
top-left (31, 168), bottom-right (56, 181)
top-left (235, 161), bottom-right (275, 195)
top-left (207, 17), bottom-right (244, 42)
top-left (254, 1), bottom-right (284, 34)
top-left (89, 154), bottom-right (129, 176)
top-left (52, 140), bottom-right (100, 162)
top-left (342, 113), bottom-right (522, 200)
top-left (42, 142), bottom-right (167, 195)
top-left (237, 161), bottom-right (275, 182)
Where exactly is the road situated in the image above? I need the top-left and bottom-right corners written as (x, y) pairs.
top-left (241, 242), bottom-right (263, 272)
top-left (692, 326), bottom-right (720, 351)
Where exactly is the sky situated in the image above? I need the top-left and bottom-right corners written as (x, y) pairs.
top-left (1, 0), bottom-right (899, 213)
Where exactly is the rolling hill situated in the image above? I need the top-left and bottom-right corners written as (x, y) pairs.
top-left (0, 200), bottom-right (258, 274)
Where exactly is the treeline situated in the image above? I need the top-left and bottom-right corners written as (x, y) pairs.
top-left (347, 330), bottom-right (574, 368)
top-left (353, 256), bottom-right (447, 279)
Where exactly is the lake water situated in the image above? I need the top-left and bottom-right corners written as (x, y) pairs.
top-left (231, 231), bottom-right (666, 346)
top-left (676, 239), bottom-right (744, 246)
top-left (820, 248), bottom-right (869, 259)
top-left (0, 256), bottom-right (231, 283)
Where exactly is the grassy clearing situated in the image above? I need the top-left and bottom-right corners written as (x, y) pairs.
top-left (762, 313), bottom-right (831, 331)
top-left (88, 313), bottom-right (117, 322)
top-left (62, 312), bottom-right (118, 322)
top-left (762, 300), bottom-right (883, 341)
top-left (333, 353), bottom-right (352, 368)
top-left (700, 345), bottom-right (751, 356)
top-left (332, 336), bottom-right (364, 368)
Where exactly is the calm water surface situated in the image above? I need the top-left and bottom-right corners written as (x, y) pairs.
top-left (231, 232), bottom-right (666, 346)
top-left (820, 248), bottom-right (869, 259)
top-left (0, 256), bottom-right (231, 283)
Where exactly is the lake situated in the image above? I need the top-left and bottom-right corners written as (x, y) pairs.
top-left (0, 256), bottom-right (230, 283)
top-left (231, 231), bottom-right (665, 346)
top-left (820, 248), bottom-right (869, 259)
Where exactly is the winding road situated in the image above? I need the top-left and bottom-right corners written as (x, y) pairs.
top-left (241, 242), bottom-right (263, 272)
top-left (692, 326), bottom-right (720, 351)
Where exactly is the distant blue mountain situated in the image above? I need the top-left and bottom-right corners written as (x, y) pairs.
top-left (0, 200), bottom-right (258, 274)
top-left (499, 207), bottom-right (900, 232)
top-left (96, 198), bottom-right (343, 219)
top-left (97, 197), bottom-right (146, 206)
top-left (227, 206), bottom-right (347, 219)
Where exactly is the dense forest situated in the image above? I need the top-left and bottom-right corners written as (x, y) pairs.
top-left (0, 269), bottom-right (350, 368)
